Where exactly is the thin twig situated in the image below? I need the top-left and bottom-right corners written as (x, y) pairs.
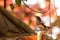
top-left (22, 0), bottom-right (49, 13)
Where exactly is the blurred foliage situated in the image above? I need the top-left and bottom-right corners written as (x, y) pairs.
top-left (15, 0), bottom-right (27, 6)
top-left (29, 19), bottom-right (32, 25)
top-left (15, 0), bottom-right (21, 6)
top-left (10, 4), bottom-right (14, 10)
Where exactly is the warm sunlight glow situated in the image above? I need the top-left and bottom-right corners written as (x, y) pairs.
top-left (51, 0), bottom-right (60, 16)
top-left (12, 0), bottom-right (15, 4)
top-left (38, 0), bottom-right (46, 8)
top-left (52, 26), bottom-right (60, 39)
top-left (35, 13), bottom-right (42, 17)
top-left (22, 0), bottom-right (37, 5)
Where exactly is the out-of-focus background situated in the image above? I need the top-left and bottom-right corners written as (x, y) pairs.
top-left (0, 0), bottom-right (60, 40)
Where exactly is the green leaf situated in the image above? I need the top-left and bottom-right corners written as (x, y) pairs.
top-left (22, 0), bottom-right (27, 1)
top-left (29, 19), bottom-right (32, 25)
top-left (15, 0), bottom-right (21, 6)
top-left (10, 4), bottom-right (14, 10)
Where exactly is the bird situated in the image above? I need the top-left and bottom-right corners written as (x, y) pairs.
top-left (35, 16), bottom-right (46, 29)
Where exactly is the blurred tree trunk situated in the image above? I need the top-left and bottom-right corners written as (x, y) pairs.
top-left (4, 0), bottom-right (6, 9)
top-left (0, 6), bottom-right (36, 36)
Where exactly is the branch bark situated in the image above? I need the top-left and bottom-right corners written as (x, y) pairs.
top-left (0, 6), bottom-right (36, 35)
